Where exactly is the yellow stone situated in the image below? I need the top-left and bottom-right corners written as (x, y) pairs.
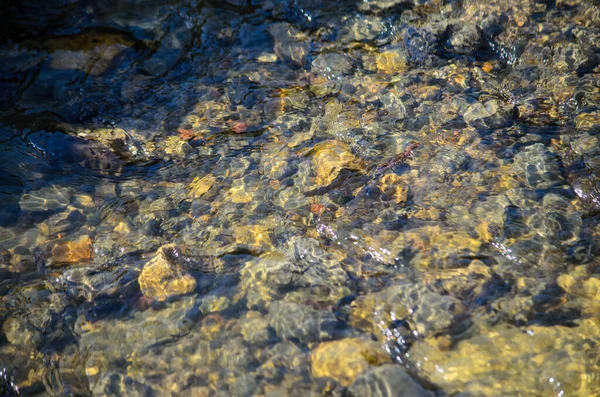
top-left (378, 173), bottom-right (409, 203)
top-left (311, 338), bottom-right (391, 386)
top-left (114, 222), bottom-right (130, 235)
top-left (52, 235), bottom-right (93, 264)
top-left (412, 207), bottom-right (442, 220)
top-left (312, 140), bottom-right (361, 186)
top-left (164, 136), bottom-right (186, 155)
top-left (454, 74), bottom-right (466, 85)
top-left (411, 320), bottom-right (600, 396)
top-left (86, 367), bottom-right (99, 376)
top-left (482, 62), bottom-right (493, 73)
top-left (420, 225), bottom-right (482, 252)
top-left (575, 111), bottom-right (600, 130)
top-left (225, 184), bottom-right (253, 204)
top-left (72, 194), bottom-right (94, 207)
top-left (583, 277), bottom-right (600, 299)
top-left (476, 220), bottom-right (492, 242)
top-left (557, 274), bottom-right (576, 293)
top-left (201, 314), bottom-right (225, 339)
top-left (257, 53), bottom-right (278, 63)
top-left (189, 174), bottom-right (216, 198)
top-left (208, 372), bottom-right (220, 388)
top-left (376, 51), bottom-right (407, 74)
top-left (37, 223), bottom-right (50, 237)
top-left (199, 214), bottom-right (210, 223)
top-left (145, 141), bottom-right (156, 155)
top-left (515, 13), bottom-right (527, 27)
top-left (138, 244), bottom-right (196, 301)
top-left (349, 295), bottom-right (385, 334)
top-left (233, 225), bottom-right (273, 251)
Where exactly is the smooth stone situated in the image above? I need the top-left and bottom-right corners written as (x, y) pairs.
top-left (346, 364), bottom-right (434, 397)
top-left (269, 22), bottom-right (311, 68)
top-left (138, 244), bottom-right (197, 301)
top-left (51, 235), bottom-right (93, 265)
top-left (311, 338), bottom-right (391, 387)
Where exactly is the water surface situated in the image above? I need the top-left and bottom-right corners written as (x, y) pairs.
top-left (1, 0), bottom-right (600, 396)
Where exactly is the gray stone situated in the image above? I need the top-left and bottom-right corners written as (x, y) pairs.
top-left (241, 316), bottom-right (272, 345)
top-left (337, 15), bottom-right (388, 44)
top-left (346, 365), bottom-right (434, 397)
top-left (27, 131), bottom-right (121, 171)
top-left (92, 372), bottom-right (154, 397)
top-left (19, 185), bottom-right (72, 213)
top-left (428, 147), bottom-right (469, 180)
top-left (380, 90), bottom-right (408, 118)
top-left (59, 263), bottom-right (140, 302)
top-left (447, 24), bottom-right (482, 54)
top-left (403, 27), bottom-right (438, 66)
top-left (218, 337), bottom-right (257, 370)
top-left (141, 20), bottom-right (192, 76)
top-left (571, 135), bottom-right (598, 156)
top-left (312, 52), bottom-right (353, 77)
top-left (512, 144), bottom-right (564, 189)
top-left (238, 238), bottom-right (351, 309)
top-left (364, 283), bottom-right (468, 338)
top-left (2, 313), bottom-right (43, 349)
top-left (463, 102), bottom-right (495, 125)
top-left (268, 301), bottom-right (350, 343)
top-left (269, 23), bottom-right (311, 68)
top-left (358, 0), bottom-right (439, 13)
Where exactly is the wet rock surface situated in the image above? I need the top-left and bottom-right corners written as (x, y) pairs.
top-left (1, 0), bottom-right (600, 396)
top-left (311, 338), bottom-right (391, 387)
top-left (138, 244), bottom-right (197, 301)
top-left (346, 364), bottom-right (434, 397)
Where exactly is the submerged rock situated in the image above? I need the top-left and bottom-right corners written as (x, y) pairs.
top-left (346, 364), bottom-right (434, 397)
top-left (2, 313), bottom-right (43, 349)
top-left (27, 131), bottom-right (121, 171)
top-left (427, 147), bottom-right (469, 181)
top-left (312, 52), bottom-right (354, 77)
top-left (337, 15), bottom-right (388, 44)
top-left (138, 244), bottom-right (196, 301)
top-left (92, 372), bottom-right (154, 397)
top-left (19, 186), bottom-right (72, 213)
top-left (2, 0), bottom-right (600, 395)
top-left (446, 23), bottom-right (482, 54)
top-left (233, 224), bottom-right (274, 252)
top-left (311, 338), bottom-right (391, 387)
top-left (410, 319), bottom-right (600, 396)
top-left (51, 235), bottom-right (93, 265)
top-left (236, 238), bottom-right (352, 309)
top-left (268, 301), bottom-right (350, 343)
top-left (141, 20), bottom-right (192, 76)
top-left (312, 140), bottom-right (362, 186)
top-left (351, 283), bottom-right (469, 338)
top-left (269, 22), bottom-right (311, 69)
top-left (512, 143), bottom-right (564, 190)
top-left (376, 45), bottom-right (409, 74)
top-left (403, 27), bottom-right (439, 66)
top-left (189, 174), bottom-right (217, 199)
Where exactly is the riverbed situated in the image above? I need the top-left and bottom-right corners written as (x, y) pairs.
top-left (1, 0), bottom-right (599, 395)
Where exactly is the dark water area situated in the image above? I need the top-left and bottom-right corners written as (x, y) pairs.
top-left (1, 0), bottom-right (600, 396)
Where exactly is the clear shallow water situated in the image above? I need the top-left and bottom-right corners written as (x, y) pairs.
top-left (1, 0), bottom-right (600, 396)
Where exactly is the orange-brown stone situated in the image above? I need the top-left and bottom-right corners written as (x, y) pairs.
top-left (52, 235), bottom-right (93, 264)
top-left (138, 244), bottom-right (197, 301)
